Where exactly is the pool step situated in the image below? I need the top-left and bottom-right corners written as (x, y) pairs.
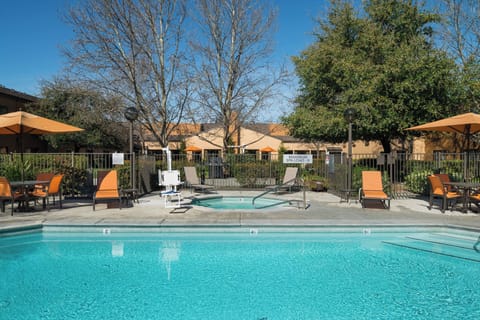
top-left (383, 235), bottom-right (480, 262)
top-left (407, 233), bottom-right (479, 250)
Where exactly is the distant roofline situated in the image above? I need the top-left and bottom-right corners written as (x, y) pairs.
top-left (0, 85), bottom-right (38, 102)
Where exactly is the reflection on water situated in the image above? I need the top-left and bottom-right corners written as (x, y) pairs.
top-left (160, 241), bottom-right (181, 280)
top-left (111, 241), bottom-right (124, 257)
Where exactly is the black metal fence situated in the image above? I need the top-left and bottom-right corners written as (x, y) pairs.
top-left (0, 152), bottom-right (157, 197)
top-left (1, 151), bottom-right (479, 199)
top-left (156, 151), bottom-right (480, 198)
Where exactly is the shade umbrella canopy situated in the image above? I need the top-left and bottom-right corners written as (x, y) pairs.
top-left (406, 112), bottom-right (480, 135)
top-left (406, 112), bottom-right (480, 181)
top-left (185, 145), bottom-right (202, 152)
top-left (0, 111), bottom-right (84, 181)
top-left (0, 111), bottom-right (84, 135)
top-left (406, 112), bottom-right (480, 151)
top-left (260, 146), bottom-right (275, 152)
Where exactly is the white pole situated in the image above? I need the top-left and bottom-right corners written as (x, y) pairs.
top-left (163, 147), bottom-right (172, 171)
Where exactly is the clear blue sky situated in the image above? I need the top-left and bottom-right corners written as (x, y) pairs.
top-left (0, 0), bottom-right (327, 97)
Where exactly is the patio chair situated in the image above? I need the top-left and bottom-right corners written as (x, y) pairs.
top-left (265, 167), bottom-right (299, 193)
top-left (33, 172), bottom-right (55, 193)
top-left (0, 177), bottom-right (25, 216)
top-left (469, 191), bottom-right (480, 210)
top-left (29, 174), bottom-right (64, 211)
top-left (436, 173), bottom-right (458, 193)
top-left (427, 175), bottom-right (461, 213)
top-left (93, 170), bottom-right (122, 210)
top-left (183, 166), bottom-right (216, 193)
top-left (359, 171), bottom-right (391, 209)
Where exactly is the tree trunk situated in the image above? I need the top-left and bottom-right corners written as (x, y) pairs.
top-left (381, 139), bottom-right (391, 153)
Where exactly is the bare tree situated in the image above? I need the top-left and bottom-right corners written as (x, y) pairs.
top-left (64, 0), bottom-right (190, 148)
top-left (190, 0), bottom-right (286, 151)
top-left (437, 0), bottom-right (480, 110)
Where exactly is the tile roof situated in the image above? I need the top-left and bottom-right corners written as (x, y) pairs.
top-left (0, 86), bottom-right (38, 102)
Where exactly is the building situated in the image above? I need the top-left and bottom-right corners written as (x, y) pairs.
top-left (141, 121), bottom-right (390, 159)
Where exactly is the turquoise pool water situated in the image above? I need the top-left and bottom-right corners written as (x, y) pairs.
top-left (191, 196), bottom-right (289, 209)
top-left (0, 227), bottom-right (479, 319)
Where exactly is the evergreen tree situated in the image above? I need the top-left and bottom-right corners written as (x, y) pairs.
top-left (284, 0), bottom-right (463, 152)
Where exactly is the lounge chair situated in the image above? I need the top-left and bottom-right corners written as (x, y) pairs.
top-left (265, 167), bottom-right (299, 193)
top-left (0, 176), bottom-right (24, 215)
top-left (183, 166), bottom-right (216, 193)
top-left (93, 170), bottom-right (122, 210)
top-left (359, 171), bottom-right (391, 209)
top-left (427, 174), bottom-right (461, 213)
top-left (29, 173), bottom-right (64, 211)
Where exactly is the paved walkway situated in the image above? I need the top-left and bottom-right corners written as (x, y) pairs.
top-left (1, 190), bottom-right (480, 231)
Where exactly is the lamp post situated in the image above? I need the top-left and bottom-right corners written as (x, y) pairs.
top-left (343, 108), bottom-right (356, 194)
top-left (124, 107), bottom-right (139, 189)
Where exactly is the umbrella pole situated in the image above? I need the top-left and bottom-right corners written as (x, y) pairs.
top-left (466, 128), bottom-right (471, 182)
top-left (19, 129), bottom-right (25, 182)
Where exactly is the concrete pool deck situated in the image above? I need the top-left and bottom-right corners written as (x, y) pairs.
top-left (1, 190), bottom-right (480, 231)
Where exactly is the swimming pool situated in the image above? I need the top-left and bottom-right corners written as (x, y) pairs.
top-left (191, 196), bottom-right (291, 210)
top-left (0, 226), bottom-right (479, 319)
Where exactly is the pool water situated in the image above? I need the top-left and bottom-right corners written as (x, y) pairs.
top-left (0, 227), bottom-right (479, 319)
top-left (191, 196), bottom-right (289, 210)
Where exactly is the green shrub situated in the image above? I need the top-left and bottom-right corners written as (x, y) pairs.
top-left (233, 162), bottom-right (272, 187)
top-left (0, 159), bottom-right (31, 181)
top-left (59, 165), bottom-right (90, 197)
top-left (404, 169), bottom-right (433, 195)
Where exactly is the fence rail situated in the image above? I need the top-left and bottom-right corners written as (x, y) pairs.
top-left (1, 151), bottom-right (479, 199)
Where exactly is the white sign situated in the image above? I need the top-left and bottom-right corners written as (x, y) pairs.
top-left (283, 154), bottom-right (313, 164)
top-left (112, 153), bottom-right (125, 165)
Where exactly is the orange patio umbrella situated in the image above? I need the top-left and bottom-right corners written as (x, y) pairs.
top-left (406, 112), bottom-right (480, 136)
top-left (0, 111), bottom-right (84, 135)
top-left (260, 146), bottom-right (275, 152)
top-left (185, 145), bottom-right (202, 152)
top-left (406, 112), bottom-right (480, 180)
top-left (406, 112), bottom-right (480, 150)
top-left (0, 111), bottom-right (84, 180)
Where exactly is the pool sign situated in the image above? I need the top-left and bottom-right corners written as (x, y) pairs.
top-left (283, 154), bottom-right (313, 164)
top-left (112, 152), bottom-right (125, 165)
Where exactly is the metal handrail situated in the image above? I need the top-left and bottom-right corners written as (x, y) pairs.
top-left (252, 177), bottom-right (298, 207)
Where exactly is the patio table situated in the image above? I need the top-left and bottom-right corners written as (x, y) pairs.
top-left (443, 182), bottom-right (480, 213)
top-left (121, 188), bottom-right (139, 207)
top-left (10, 180), bottom-right (49, 211)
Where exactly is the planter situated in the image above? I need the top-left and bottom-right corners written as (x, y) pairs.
top-left (309, 180), bottom-right (328, 192)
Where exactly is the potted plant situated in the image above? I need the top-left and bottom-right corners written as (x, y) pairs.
top-left (305, 175), bottom-right (329, 192)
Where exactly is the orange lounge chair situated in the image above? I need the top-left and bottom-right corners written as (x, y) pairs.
top-left (93, 170), bottom-right (122, 210)
top-left (0, 177), bottom-right (25, 215)
top-left (30, 174), bottom-right (64, 211)
top-left (427, 175), bottom-right (461, 213)
top-left (359, 171), bottom-right (390, 209)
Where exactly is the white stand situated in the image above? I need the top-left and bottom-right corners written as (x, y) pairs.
top-left (161, 190), bottom-right (182, 208)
